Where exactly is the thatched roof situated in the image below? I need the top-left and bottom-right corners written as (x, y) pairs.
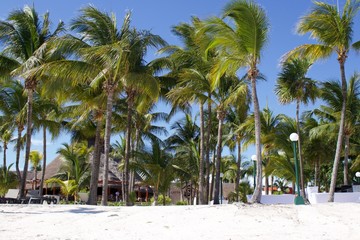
top-left (34, 153), bottom-right (142, 183)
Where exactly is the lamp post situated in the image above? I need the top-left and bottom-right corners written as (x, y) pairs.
top-left (220, 173), bottom-right (224, 204)
top-left (290, 133), bottom-right (305, 205)
top-left (356, 172), bottom-right (360, 183)
top-left (251, 155), bottom-right (257, 189)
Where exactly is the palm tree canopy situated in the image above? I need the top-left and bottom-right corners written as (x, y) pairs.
top-left (203, 0), bottom-right (269, 85)
top-left (284, 0), bottom-right (360, 61)
top-left (275, 58), bottom-right (318, 105)
top-left (0, 5), bottom-right (65, 75)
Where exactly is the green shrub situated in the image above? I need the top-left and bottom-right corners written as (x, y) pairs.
top-left (175, 200), bottom-right (187, 205)
top-left (150, 194), bottom-right (172, 205)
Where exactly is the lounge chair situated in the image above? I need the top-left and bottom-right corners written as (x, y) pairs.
top-left (0, 189), bottom-right (20, 204)
top-left (27, 190), bottom-right (42, 204)
top-left (75, 192), bottom-right (89, 204)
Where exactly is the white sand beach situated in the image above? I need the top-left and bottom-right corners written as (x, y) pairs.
top-left (0, 203), bottom-right (359, 240)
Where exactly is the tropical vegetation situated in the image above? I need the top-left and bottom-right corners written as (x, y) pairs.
top-left (1, 0), bottom-right (360, 206)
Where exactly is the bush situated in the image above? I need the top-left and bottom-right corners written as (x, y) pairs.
top-left (175, 200), bottom-right (187, 205)
top-left (150, 194), bottom-right (172, 205)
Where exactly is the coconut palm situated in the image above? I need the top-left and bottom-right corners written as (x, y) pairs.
top-left (283, 0), bottom-right (360, 202)
top-left (159, 17), bottom-right (214, 204)
top-left (0, 124), bottom-right (14, 169)
top-left (32, 94), bottom-right (62, 196)
top-left (302, 113), bottom-right (335, 191)
top-left (0, 5), bottom-right (65, 197)
top-left (203, 0), bottom-right (269, 203)
top-left (47, 142), bottom-right (91, 201)
top-left (311, 74), bottom-right (360, 185)
top-left (0, 6), bottom-right (65, 197)
top-left (131, 140), bottom-right (175, 206)
top-left (275, 57), bottom-right (318, 197)
top-left (29, 150), bottom-right (43, 190)
top-left (0, 163), bottom-right (18, 197)
top-left (0, 80), bottom-right (27, 181)
top-left (210, 75), bottom-right (248, 204)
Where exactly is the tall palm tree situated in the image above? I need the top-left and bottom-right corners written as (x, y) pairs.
top-left (283, 0), bottom-right (360, 202)
top-left (32, 93), bottom-right (62, 196)
top-left (159, 17), bottom-right (213, 204)
top-left (32, 7), bottom-right (133, 205)
top-left (0, 80), bottom-right (27, 182)
top-left (29, 150), bottom-right (43, 190)
top-left (275, 57), bottom-right (318, 197)
top-left (204, 0), bottom-right (269, 203)
top-left (0, 123), bottom-right (14, 169)
top-left (211, 75), bottom-right (247, 204)
top-left (120, 31), bottom-right (166, 206)
top-left (312, 74), bottom-right (360, 185)
top-left (0, 5), bottom-right (65, 197)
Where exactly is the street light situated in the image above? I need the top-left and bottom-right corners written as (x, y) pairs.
top-left (220, 173), bottom-right (224, 204)
top-left (251, 155), bottom-right (257, 189)
top-left (290, 133), bottom-right (305, 205)
top-left (356, 172), bottom-right (360, 183)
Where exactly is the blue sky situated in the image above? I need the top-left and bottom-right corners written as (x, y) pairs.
top-left (1, 0), bottom-right (359, 167)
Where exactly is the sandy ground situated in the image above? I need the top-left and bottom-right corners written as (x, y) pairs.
top-left (0, 203), bottom-right (359, 240)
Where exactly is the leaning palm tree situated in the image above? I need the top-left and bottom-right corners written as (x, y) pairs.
top-left (203, 0), bottom-right (269, 203)
top-left (0, 5), bottom-right (65, 197)
top-left (283, 0), bottom-right (360, 202)
top-left (275, 57), bottom-right (318, 198)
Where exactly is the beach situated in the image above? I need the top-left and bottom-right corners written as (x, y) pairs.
top-left (0, 203), bottom-right (359, 240)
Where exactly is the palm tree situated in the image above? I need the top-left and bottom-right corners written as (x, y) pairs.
top-left (211, 75), bottom-right (247, 204)
top-left (225, 96), bottom-right (251, 201)
top-left (0, 80), bottom-right (27, 182)
top-left (120, 31), bottom-right (166, 206)
top-left (131, 140), bottom-right (175, 206)
top-left (0, 163), bottom-right (18, 197)
top-left (29, 150), bottom-right (43, 190)
top-left (275, 57), bottom-right (318, 197)
top-left (283, 0), bottom-right (360, 202)
top-left (302, 113), bottom-right (335, 191)
top-left (204, 0), bottom-right (269, 203)
top-left (0, 5), bottom-right (65, 197)
top-left (47, 142), bottom-right (91, 201)
top-left (0, 124), bottom-right (14, 169)
top-left (32, 94), bottom-right (62, 196)
top-left (157, 17), bottom-right (212, 204)
top-left (312, 74), bottom-right (360, 185)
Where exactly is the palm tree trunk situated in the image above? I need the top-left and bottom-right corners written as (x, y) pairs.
top-left (3, 142), bottom-right (6, 169)
top-left (34, 168), bottom-right (38, 189)
top-left (15, 125), bottom-right (23, 184)
top-left (124, 92), bottom-right (135, 206)
top-left (235, 139), bottom-right (242, 202)
top-left (315, 158), bottom-right (320, 191)
top-left (20, 88), bottom-right (34, 198)
top-left (205, 94), bottom-right (212, 203)
top-left (89, 116), bottom-right (102, 205)
top-left (39, 126), bottom-right (46, 197)
top-left (265, 175), bottom-right (269, 195)
top-left (250, 74), bottom-right (263, 203)
top-left (296, 100), bottom-right (306, 198)
top-left (210, 153), bottom-right (215, 201)
top-left (329, 60), bottom-right (347, 202)
top-left (101, 87), bottom-right (115, 206)
top-left (199, 103), bottom-right (205, 204)
top-left (214, 109), bottom-right (224, 205)
top-left (343, 134), bottom-right (350, 185)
